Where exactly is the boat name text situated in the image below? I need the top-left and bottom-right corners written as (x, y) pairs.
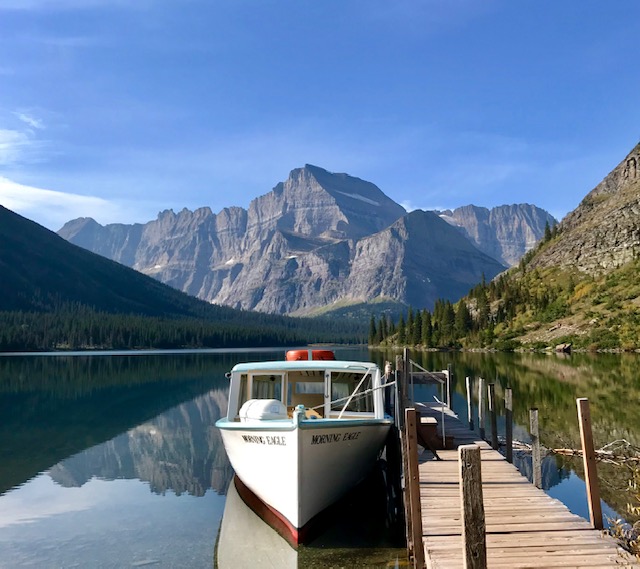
top-left (241, 435), bottom-right (286, 446)
top-left (311, 431), bottom-right (361, 445)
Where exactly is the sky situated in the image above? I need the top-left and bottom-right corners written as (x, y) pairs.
top-left (1, 1), bottom-right (639, 230)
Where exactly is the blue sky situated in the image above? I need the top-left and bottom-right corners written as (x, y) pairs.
top-left (0, 1), bottom-right (638, 230)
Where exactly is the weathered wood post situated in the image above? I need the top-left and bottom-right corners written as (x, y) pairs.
top-left (403, 348), bottom-right (410, 410)
top-left (488, 383), bottom-right (498, 450)
top-left (505, 388), bottom-right (513, 464)
top-left (396, 354), bottom-right (405, 429)
top-left (405, 408), bottom-right (425, 569)
top-left (478, 377), bottom-right (486, 441)
top-left (466, 376), bottom-right (474, 430)
top-left (459, 445), bottom-right (487, 569)
top-left (446, 363), bottom-right (453, 408)
top-left (577, 398), bottom-right (603, 530)
top-left (530, 408), bottom-right (542, 488)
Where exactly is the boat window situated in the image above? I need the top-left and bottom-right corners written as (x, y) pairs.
top-left (294, 382), bottom-right (324, 394)
top-left (286, 370), bottom-right (324, 407)
top-left (238, 374), bottom-right (249, 409)
top-left (251, 374), bottom-right (282, 400)
top-left (330, 371), bottom-right (373, 413)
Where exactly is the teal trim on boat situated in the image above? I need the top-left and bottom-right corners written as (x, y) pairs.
top-left (215, 417), bottom-right (393, 431)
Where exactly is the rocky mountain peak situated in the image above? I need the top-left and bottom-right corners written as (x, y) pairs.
top-left (437, 203), bottom-right (556, 267)
top-left (248, 164), bottom-right (406, 241)
top-left (532, 143), bottom-right (640, 275)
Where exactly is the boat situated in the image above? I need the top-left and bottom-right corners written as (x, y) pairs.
top-left (215, 349), bottom-right (393, 544)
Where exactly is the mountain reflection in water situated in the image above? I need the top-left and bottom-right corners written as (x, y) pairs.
top-left (1, 349), bottom-right (639, 567)
top-left (0, 352), bottom-right (234, 495)
top-left (0, 352), bottom-right (243, 567)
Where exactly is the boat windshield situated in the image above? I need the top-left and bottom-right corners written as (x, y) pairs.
top-left (330, 371), bottom-right (373, 413)
top-left (251, 374), bottom-right (283, 400)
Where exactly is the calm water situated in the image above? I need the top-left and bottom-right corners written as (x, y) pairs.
top-left (0, 348), bottom-right (638, 568)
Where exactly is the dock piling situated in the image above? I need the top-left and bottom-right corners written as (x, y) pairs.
top-left (465, 376), bottom-right (474, 430)
top-left (505, 388), bottom-right (513, 463)
top-left (459, 444), bottom-right (487, 569)
top-left (488, 383), bottom-right (498, 450)
top-left (478, 377), bottom-right (486, 441)
top-left (405, 408), bottom-right (425, 569)
top-left (530, 408), bottom-right (542, 488)
top-left (577, 398), bottom-right (603, 530)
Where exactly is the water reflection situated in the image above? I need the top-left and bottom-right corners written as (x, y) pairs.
top-left (0, 352), bottom-right (243, 567)
top-left (0, 353), bottom-right (233, 494)
top-left (216, 471), bottom-right (405, 569)
top-left (48, 389), bottom-right (234, 497)
top-left (0, 349), bottom-right (638, 567)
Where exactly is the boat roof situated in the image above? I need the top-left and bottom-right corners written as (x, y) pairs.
top-left (230, 360), bottom-right (379, 373)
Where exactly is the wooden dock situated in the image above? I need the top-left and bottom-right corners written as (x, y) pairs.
top-left (409, 402), bottom-right (638, 568)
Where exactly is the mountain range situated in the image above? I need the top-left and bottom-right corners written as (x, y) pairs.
top-left (58, 165), bottom-right (555, 315)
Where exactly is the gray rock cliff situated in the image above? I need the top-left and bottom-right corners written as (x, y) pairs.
top-left (531, 143), bottom-right (640, 274)
top-left (58, 165), bottom-right (511, 314)
top-left (437, 204), bottom-right (557, 267)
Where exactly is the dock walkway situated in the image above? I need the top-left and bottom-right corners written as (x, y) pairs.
top-left (413, 402), bottom-right (638, 568)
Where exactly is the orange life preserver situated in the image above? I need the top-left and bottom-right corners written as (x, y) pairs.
top-left (285, 349), bottom-right (335, 361)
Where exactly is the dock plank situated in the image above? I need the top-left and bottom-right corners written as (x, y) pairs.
top-left (410, 403), bottom-right (637, 568)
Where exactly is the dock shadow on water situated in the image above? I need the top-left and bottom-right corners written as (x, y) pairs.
top-left (0, 349), bottom-right (406, 568)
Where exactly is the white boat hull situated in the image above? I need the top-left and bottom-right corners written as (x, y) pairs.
top-left (217, 418), bottom-right (391, 541)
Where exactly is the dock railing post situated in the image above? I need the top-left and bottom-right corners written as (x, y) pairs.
top-left (405, 408), bottom-right (425, 569)
top-left (459, 445), bottom-right (487, 569)
top-left (488, 383), bottom-right (498, 450)
top-left (505, 388), bottom-right (513, 463)
top-left (466, 376), bottom-right (474, 430)
top-left (403, 348), bottom-right (410, 411)
top-left (530, 408), bottom-right (542, 489)
top-left (478, 377), bottom-right (486, 441)
top-left (396, 355), bottom-right (405, 430)
top-left (446, 363), bottom-right (453, 408)
top-left (577, 398), bottom-right (603, 530)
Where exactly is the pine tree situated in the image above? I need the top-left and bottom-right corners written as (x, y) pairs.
top-left (413, 309), bottom-right (422, 345)
top-left (368, 315), bottom-right (377, 345)
top-left (397, 314), bottom-right (406, 345)
top-left (376, 315), bottom-right (384, 344)
top-left (421, 310), bottom-right (432, 347)
top-left (455, 302), bottom-right (472, 338)
top-left (379, 315), bottom-right (388, 343)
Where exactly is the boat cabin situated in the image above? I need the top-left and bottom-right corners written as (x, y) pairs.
top-left (225, 358), bottom-right (385, 421)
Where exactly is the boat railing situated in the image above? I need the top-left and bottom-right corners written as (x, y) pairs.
top-left (303, 380), bottom-right (397, 419)
top-left (336, 369), bottom-right (372, 419)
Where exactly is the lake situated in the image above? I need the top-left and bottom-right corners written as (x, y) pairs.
top-left (0, 348), bottom-right (637, 567)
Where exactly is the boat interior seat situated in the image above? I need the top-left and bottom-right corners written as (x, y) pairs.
top-left (287, 390), bottom-right (325, 418)
top-left (290, 393), bottom-right (324, 413)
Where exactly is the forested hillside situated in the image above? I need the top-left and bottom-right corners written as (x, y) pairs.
top-left (0, 206), bottom-right (364, 350)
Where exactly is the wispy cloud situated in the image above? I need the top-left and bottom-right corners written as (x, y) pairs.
top-left (0, 177), bottom-right (150, 230)
top-left (14, 111), bottom-right (45, 130)
top-left (0, 129), bottom-right (31, 165)
top-left (0, 109), bottom-right (50, 165)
